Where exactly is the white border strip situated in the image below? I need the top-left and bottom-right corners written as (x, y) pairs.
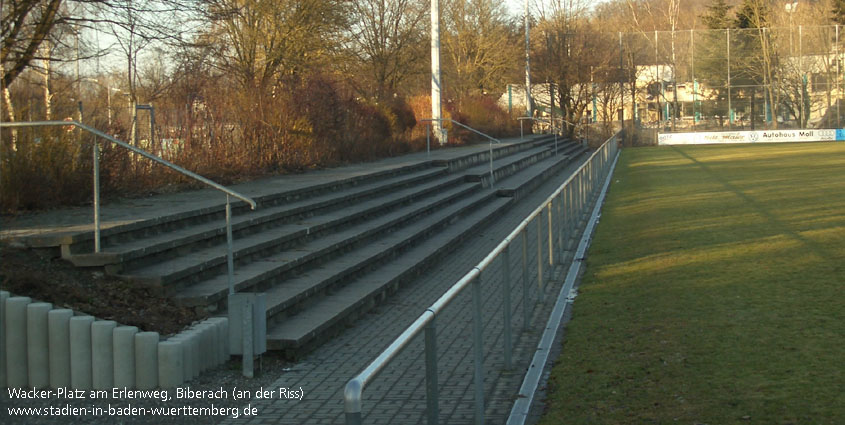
top-left (506, 149), bottom-right (621, 425)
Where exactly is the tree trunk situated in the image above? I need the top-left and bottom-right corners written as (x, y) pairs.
top-left (42, 42), bottom-right (52, 120)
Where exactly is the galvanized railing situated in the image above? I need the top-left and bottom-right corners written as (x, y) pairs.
top-left (517, 116), bottom-right (566, 155)
top-left (343, 131), bottom-right (620, 425)
top-left (0, 121), bottom-right (257, 295)
top-left (421, 118), bottom-right (501, 184)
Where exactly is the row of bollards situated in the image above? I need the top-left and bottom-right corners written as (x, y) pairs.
top-left (1, 290), bottom-right (230, 390)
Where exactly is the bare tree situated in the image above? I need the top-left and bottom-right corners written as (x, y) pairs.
top-left (442, 0), bottom-right (517, 100)
top-left (532, 0), bottom-right (607, 137)
top-left (201, 0), bottom-right (348, 89)
top-left (346, 0), bottom-right (427, 100)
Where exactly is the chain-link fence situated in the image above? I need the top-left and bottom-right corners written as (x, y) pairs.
top-left (617, 25), bottom-right (845, 132)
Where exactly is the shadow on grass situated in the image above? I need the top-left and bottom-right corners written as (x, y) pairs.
top-left (670, 145), bottom-right (836, 261)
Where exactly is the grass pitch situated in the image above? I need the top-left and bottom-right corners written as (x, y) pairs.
top-left (539, 143), bottom-right (844, 425)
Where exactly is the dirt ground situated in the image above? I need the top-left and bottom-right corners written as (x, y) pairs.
top-left (0, 244), bottom-right (206, 336)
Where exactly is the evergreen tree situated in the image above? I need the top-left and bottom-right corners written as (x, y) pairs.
top-left (696, 0), bottom-right (734, 124)
top-left (734, 0), bottom-right (770, 29)
top-left (702, 0), bottom-right (733, 30)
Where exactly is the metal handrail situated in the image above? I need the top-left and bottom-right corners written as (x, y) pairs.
top-left (344, 131), bottom-right (621, 425)
top-left (517, 116), bottom-right (566, 154)
top-left (0, 120), bottom-right (257, 295)
top-left (421, 118), bottom-right (501, 184)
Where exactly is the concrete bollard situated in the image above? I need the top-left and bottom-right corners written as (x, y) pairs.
top-left (1, 290), bottom-right (10, 388)
top-left (69, 316), bottom-right (94, 390)
top-left (91, 320), bottom-right (117, 390)
top-left (48, 309), bottom-right (74, 389)
top-left (200, 323), bottom-right (219, 367)
top-left (187, 327), bottom-right (204, 373)
top-left (193, 324), bottom-right (214, 371)
top-left (182, 331), bottom-right (200, 379)
top-left (26, 302), bottom-right (52, 388)
top-left (134, 332), bottom-right (159, 390)
top-left (5, 296), bottom-right (31, 388)
top-left (208, 317), bottom-right (230, 365)
top-left (113, 326), bottom-right (138, 389)
top-left (167, 336), bottom-right (192, 383)
top-left (157, 341), bottom-right (183, 389)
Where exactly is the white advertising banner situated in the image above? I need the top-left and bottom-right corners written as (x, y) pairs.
top-left (658, 129), bottom-right (843, 145)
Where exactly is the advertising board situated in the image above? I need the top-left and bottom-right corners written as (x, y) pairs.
top-left (657, 129), bottom-right (845, 145)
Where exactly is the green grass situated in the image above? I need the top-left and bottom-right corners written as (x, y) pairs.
top-left (539, 143), bottom-right (845, 425)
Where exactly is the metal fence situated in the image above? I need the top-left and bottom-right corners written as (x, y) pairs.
top-left (343, 131), bottom-right (621, 425)
top-left (616, 25), bottom-right (845, 131)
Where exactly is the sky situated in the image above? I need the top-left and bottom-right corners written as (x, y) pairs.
top-left (505, 0), bottom-right (528, 17)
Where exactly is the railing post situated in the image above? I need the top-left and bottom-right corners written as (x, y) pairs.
top-left (567, 184), bottom-right (575, 252)
top-left (226, 195), bottom-right (235, 295)
top-left (425, 318), bottom-right (439, 425)
top-left (521, 229), bottom-right (530, 328)
top-left (556, 193), bottom-right (564, 264)
top-left (489, 141), bottom-right (494, 185)
top-left (547, 202), bottom-right (553, 267)
top-left (536, 213), bottom-right (543, 297)
top-left (472, 275), bottom-right (485, 425)
top-left (242, 300), bottom-right (254, 378)
top-left (92, 140), bottom-right (101, 253)
top-left (520, 119), bottom-right (524, 140)
top-left (345, 380), bottom-right (363, 425)
top-left (578, 173), bottom-right (585, 220)
top-left (426, 123), bottom-right (431, 158)
top-left (501, 245), bottom-right (512, 370)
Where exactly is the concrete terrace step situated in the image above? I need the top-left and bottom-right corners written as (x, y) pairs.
top-left (66, 166), bottom-right (457, 271)
top-left (257, 188), bottom-right (499, 318)
top-left (264, 143), bottom-right (589, 355)
top-left (498, 143), bottom-right (589, 199)
top-left (57, 137), bottom-right (555, 257)
top-left (121, 180), bottom-right (482, 292)
top-left (175, 185), bottom-right (498, 316)
top-left (265, 196), bottom-right (513, 353)
top-left (471, 142), bottom-right (584, 187)
top-left (117, 142), bottom-right (563, 289)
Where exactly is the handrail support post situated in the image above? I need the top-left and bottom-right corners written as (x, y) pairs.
top-left (521, 229), bottom-right (530, 326)
top-left (427, 123), bottom-right (431, 158)
top-left (502, 245), bottom-right (513, 369)
top-left (489, 141), bottom-right (494, 185)
top-left (472, 276), bottom-right (485, 425)
top-left (93, 140), bottom-right (101, 253)
top-left (425, 318), bottom-right (439, 425)
top-left (536, 213), bottom-right (543, 298)
top-left (226, 195), bottom-right (235, 295)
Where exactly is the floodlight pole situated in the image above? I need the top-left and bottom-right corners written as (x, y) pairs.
top-left (524, 0), bottom-right (533, 118)
top-left (431, 0), bottom-right (445, 145)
